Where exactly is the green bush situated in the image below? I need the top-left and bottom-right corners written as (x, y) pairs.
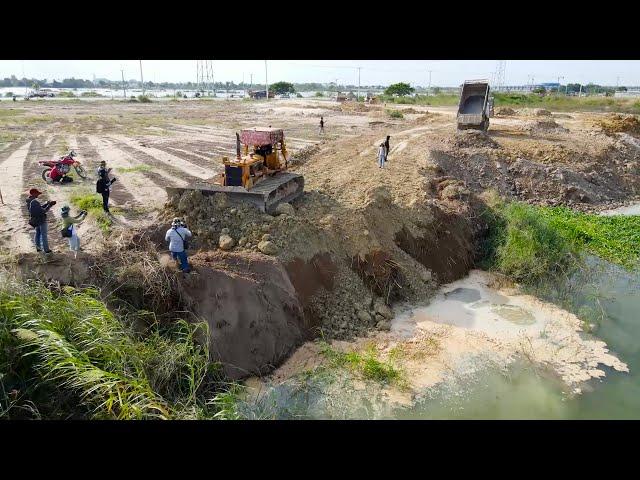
top-left (387, 109), bottom-right (404, 119)
top-left (137, 95), bottom-right (151, 103)
top-left (315, 91), bottom-right (324, 97)
top-left (81, 91), bottom-right (103, 97)
top-left (480, 197), bottom-right (640, 284)
top-left (4, 92), bottom-right (13, 97)
top-left (56, 91), bottom-right (76, 98)
top-left (480, 199), bottom-right (579, 284)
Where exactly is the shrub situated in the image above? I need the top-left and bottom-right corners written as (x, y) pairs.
top-left (137, 95), bottom-right (151, 103)
top-left (387, 109), bottom-right (404, 119)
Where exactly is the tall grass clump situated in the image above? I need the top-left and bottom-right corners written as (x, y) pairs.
top-left (137, 95), bottom-right (152, 103)
top-left (479, 197), bottom-right (580, 284)
top-left (0, 279), bottom-right (234, 420)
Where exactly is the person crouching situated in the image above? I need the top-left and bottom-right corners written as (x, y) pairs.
top-left (165, 217), bottom-right (193, 273)
top-left (60, 205), bottom-right (87, 258)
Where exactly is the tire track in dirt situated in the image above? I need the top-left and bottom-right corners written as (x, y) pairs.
top-left (0, 142), bottom-right (35, 252)
top-left (76, 136), bottom-right (136, 207)
top-left (150, 144), bottom-right (223, 174)
top-left (86, 136), bottom-right (173, 207)
top-left (106, 137), bottom-right (205, 185)
top-left (108, 135), bottom-right (212, 180)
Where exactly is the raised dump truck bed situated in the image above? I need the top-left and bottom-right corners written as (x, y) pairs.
top-left (166, 172), bottom-right (304, 214)
top-left (457, 80), bottom-right (491, 131)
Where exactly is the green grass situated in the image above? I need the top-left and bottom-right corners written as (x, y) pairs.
top-left (319, 342), bottom-right (402, 385)
top-left (56, 91), bottom-right (76, 98)
top-left (0, 279), bottom-right (235, 420)
top-left (80, 91), bottom-right (103, 98)
top-left (118, 164), bottom-right (153, 173)
top-left (387, 109), bottom-right (404, 119)
top-left (137, 95), bottom-right (152, 103)
top-left (480, 196), bottom-right (640, 285)
top-left (538, 207), bottom-right (640, 269)
top-left (70, 193), bottom-right (114, 234)
top-left (0, 108), bottom-right (25, 117)
top-left (494, 93), bottom-right (640, 114)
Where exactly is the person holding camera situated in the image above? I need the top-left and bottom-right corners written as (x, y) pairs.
top-left (60, 205), bottom-right (88, 258)
top-left (26, 188), bottom-right (56, 254)
top-left (165, 217), bottom-right (193, 273)
top-left (96, 161), bottom-right (117, 214)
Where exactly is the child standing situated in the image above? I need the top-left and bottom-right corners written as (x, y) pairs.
top-left (60, 205), bottom-right (88, 258)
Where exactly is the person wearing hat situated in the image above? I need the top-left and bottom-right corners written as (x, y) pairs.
top-left (60, 205), bottom-right (87, 258)
top-left (26, 188), bottom-right (56, 254)
top-left (165, 217), bottom-right (193, 273)
top-left (96, 161), bottom-right (116, 214)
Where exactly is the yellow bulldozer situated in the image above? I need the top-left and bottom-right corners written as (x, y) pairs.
top-left (167, 127), bottom-right (304, 213)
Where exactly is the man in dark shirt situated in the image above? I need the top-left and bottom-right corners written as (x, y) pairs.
top-left (26, 188), bottom-right (56, 253)
top-left (384, 135), bottom-right (391, 161)
top-left (97, 161), bottom-right (116, 213)
top-left (319, 116), bottom-right (325, 135)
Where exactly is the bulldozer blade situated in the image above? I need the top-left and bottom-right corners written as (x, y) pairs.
top-left (166, 172), bottom-right (304, 214)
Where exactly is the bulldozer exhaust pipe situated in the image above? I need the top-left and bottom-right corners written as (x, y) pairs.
top-left (236, 132), bottom-right (241, 159)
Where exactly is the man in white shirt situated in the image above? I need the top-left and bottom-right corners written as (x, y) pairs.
top-left (165, 217), bottom-right (193, 273)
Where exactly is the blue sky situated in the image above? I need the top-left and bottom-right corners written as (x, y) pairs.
top-left (1, 60), bottom-right (638, 87)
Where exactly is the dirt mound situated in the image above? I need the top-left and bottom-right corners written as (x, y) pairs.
top-left (180, 251), bottom-right (307, 379)
top-left (290, 144), bottom-right (321, 166)
top-left (597, 113), bottom-right (640, 136)
top-left (450, 130), bottom-right (500, 149)
top-left (495, 107), bottom-right (517, 116)
top-left (535, 108), bottom-right (552, 117)
top-left (415, 112), bottom-right (441, 124)
top-left (526, 119), bottom-right (568, 133)
top-left (401, 107), bottom-right (420, 114)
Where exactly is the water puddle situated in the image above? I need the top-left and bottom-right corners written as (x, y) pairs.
top-left (240, 259), bottom-right (638, 419)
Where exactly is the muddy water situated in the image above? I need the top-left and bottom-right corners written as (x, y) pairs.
top-left (240, 256), bottom-right (640, 419)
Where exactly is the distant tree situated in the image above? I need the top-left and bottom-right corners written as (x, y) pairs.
top-left (617, 86), bottom-right (628, 92)
top-left (432, 86), bottom-right (441, 95)
top-left (270, 81), bottom-right (295, 95)
top-left (532, 86), bottom-right (546, 95)
top-left (384, 82), bottom-right (415, 97)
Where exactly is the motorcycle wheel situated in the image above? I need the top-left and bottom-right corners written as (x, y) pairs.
top-left (74, 165), bottom-right (87, 179)
top-left (42, 169), bottom-right (53, 183)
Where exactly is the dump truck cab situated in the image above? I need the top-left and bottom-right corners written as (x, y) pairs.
top-left (457, 79), bottom-right (491, 132)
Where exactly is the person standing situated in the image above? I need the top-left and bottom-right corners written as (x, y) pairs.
top-left (96, 161), bottom-right (116, 214)
top-left (377, 143), bottom-right (387, 169)
top-left (26, 188), bottom-right (56, 254)
top-left (319, 116), bottom-right (325, 135)
top-left (384, 135), bottom-right (391, 161)
top-left (165, 217), bottom-right (193, 273)
top-left (60, 205), bottom-right (87, 258)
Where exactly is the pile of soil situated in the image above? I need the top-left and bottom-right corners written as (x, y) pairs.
top-left (526, 119), bottom-right (568, 134)
top-left (495, 107), bottom-right (517, 117)
top-left (535, 108), bottom-right (552, 117)
top-left (449, 130), bottom-right (500, 149)
top-left (180, 251), bottom-right (307, 379)
top-left (290, 144), bottom-right (321, 166)
top-left (597, 113), bottom-right (640, 136)
top-left (415, 112), bottom-right (442, 124)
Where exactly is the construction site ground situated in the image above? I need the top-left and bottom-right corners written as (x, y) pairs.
top-left (1, 98), bottom-right (639, 378)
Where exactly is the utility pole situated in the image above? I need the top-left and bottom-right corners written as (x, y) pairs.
top-left (22, 60), bottom-right (27, 97)
top-left (427, 70), bottom-right (433, 96)
top-left (242, 72), bottom-right (245, 97)
top-left (139, 60), bottom-right (144, 96)
top-left (557, 76), bottom-right (564, 95)
top-left (121, 70), bottom-right (127, 99)
top-left (357, 67), bottom-right (361, 101)
top-left (265, 60), bottom-right (269, 100)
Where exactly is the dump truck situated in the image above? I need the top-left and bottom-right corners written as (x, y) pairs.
top-left (457, 80), bottom-right (492, 132)
top-left (166, 128), bottom-right (304, 214)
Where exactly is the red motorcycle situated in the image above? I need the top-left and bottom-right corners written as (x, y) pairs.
top-left (39, 151), bottom-right (87, 184)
